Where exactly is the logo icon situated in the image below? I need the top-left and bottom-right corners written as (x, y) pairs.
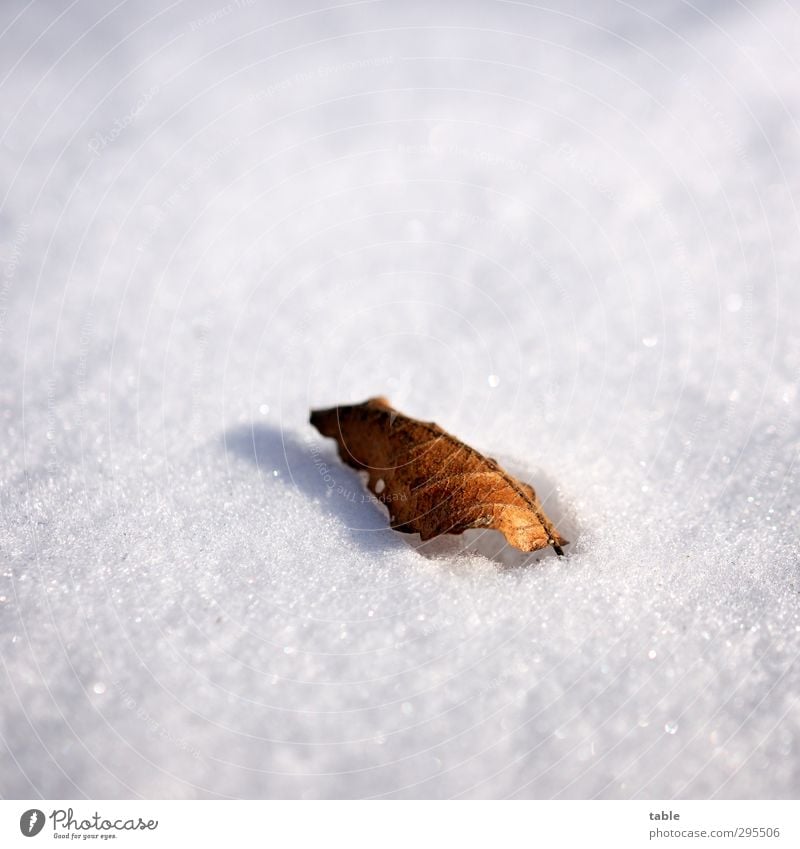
top-left (19, 809), bottom-right (45, 837)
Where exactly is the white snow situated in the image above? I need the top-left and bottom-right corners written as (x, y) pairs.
top-left (1, 0), bottom-right (798, 799)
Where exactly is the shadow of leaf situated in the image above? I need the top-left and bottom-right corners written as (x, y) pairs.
top-left (222, 423), bottom-right (405, 552)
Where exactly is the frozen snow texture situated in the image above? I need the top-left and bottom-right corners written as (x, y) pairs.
top-left (1, 0), bottom-right (798, 799)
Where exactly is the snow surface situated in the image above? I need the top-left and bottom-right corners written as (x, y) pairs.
top-left (1, 0), bottom-right (799, 799)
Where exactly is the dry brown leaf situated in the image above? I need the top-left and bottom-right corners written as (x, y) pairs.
top-left (310, 397), bottom-right (568, 555)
